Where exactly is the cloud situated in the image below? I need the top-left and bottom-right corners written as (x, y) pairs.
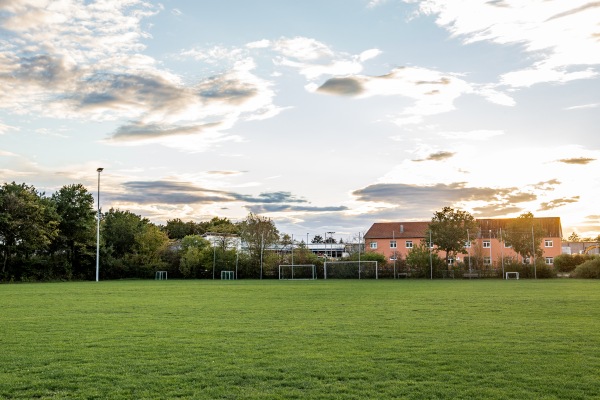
top-left (412, 151), bottom-right (456, 162)
top-left (0, 1), bottom-right (281, 151)
top-left (410, 0), bottom-right (600, 87)
top-left (557, 157), bottom-right (596, 165)
top-left (471, 204), bottom-right (524, 218)
top-left (351, 181), bottom-right (551, 219)
top-left (565, 103), bottom-right (600, 110)
top-left (109, 122), bottom-right (221, 142)
top-left (317, 77), bottom-right (365, 96)
top-left (270, 37), bottom-right (377, 80)
top-left (539, 196), bottom-right (580, 211)
top-left (0, 121), bottom-right (18, 134)
top-left (116, 180), bottom-right (310, 208)
top-left (438, 130), bottom-right (505, 140)
top-left (246, 205), bottom-right (349, 213)
top-left (352, 182), bottom-right (505, 206)
top-left (314, 66), bottom-right (510, 125)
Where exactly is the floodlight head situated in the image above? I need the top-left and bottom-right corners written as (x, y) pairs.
top-left (97, 167), bottom-right (104, 172)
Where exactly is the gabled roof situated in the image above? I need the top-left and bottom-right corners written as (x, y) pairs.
top-left (364, 217), bottom-right (563, 239)
top-left (364, 222), bottom-right (429, 239)
top-left (476, 217), bottom-right (562, 238)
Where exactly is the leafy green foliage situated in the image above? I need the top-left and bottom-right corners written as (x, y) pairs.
top-left (553, 254), bottom-right (592, 273)
top-left (0, 182), bottom-right (59, 279)
top-left (50, 184), bottom-right (96, 278)
top-left (502, 212), bottom-right (546, 262)
top-left (571, 257), bottom-right (600, 278)
top-left (429, 206), bottom-right (478, 263)
top-left (405, 243), bottom-right (446, 278)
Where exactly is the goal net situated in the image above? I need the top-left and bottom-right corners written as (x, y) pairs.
top-left (278, 264), bottom-right (316, 280)
top-left (324, 261), bottom-right (378, 279)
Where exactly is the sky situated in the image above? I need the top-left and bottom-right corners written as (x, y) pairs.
top-left (1, 0), bottom-right (599, 243)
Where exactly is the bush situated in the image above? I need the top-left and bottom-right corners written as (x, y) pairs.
top-left (502, 259), bottom-right (556, 279)
top-left (554, 254), bottom-right (593, 273)
top-left (571, 258), bottom-right (600, 279)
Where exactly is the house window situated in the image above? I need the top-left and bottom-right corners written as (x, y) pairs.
top-left (504, 242), bottom-right (512, 248)
top-left (545, 257), bottom-right (554, 265)
top-left (390, 255), bottom-right (397, 261)
top-left (483, 240), bottom-right (491, 248)
top-left (448, 257), bottom-right (455, 265)
top-left (406, 241), bottom-right (413, 248)
top-left (484, 256), bottom-right (491, 265)
top-left (370, 242), bottom-right (377, 249)
top-left (465, 241), bottom-right (471, 248)
top-left (545, 240), bottom-right (553, 247)
top-left (390, 240), bottom-right (397, 248)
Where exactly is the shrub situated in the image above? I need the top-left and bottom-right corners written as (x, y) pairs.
top-left (502, 259), bottom-right (556, 279)
top-left (571, 258), bottom-right (600, 279)
top-left (554, 254), bottom-right (593, 273)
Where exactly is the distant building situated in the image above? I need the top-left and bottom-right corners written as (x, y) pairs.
top-left (561, 241), bottom-right (600, 255)
top-left (364, 217), bottom-right (563, 266)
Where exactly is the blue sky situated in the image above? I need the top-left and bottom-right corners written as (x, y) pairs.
top-left (1, 0), bottom-right (599, 242)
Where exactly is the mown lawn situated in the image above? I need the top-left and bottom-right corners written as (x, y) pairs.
top-left (1, 279), bottom-right (599, 399)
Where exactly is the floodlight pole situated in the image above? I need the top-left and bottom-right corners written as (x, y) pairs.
top-left (95, 167), bottom-right (103, 282)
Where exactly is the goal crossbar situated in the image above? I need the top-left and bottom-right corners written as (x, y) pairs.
top-left (278, 264), bottom-right (316, 280)
top-left (324, 261), bottom-right (378, 279)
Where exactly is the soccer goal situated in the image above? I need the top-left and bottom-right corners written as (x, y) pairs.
top-left (221, 270), bottom-right (235, 280)
top-left (278, 264), bottom-right (316, 280)
top-left (155, 271), bottom-right (167, 280)
top-left (324, 261), bottom-right (378, 279)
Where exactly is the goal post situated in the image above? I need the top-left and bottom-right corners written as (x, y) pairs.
top-left (278, 264), bottom-right (316, 280)
top-left (221, 270), bottom-right (235, 280)
top-left (324, 261), bottom-right (378, 279)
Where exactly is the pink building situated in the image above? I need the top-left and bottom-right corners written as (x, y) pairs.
top-left (364, 217), bottom-right (563, 267)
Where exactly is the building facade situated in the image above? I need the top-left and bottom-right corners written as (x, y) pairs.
top-left (364, 217), bottom-right (563, 267)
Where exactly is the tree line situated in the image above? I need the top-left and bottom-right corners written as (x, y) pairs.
top-left (3, 181), bottom-right (597, 282)
top-left (0, 181), bottom-right (362, 282)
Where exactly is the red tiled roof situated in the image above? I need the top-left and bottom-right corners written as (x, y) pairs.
top-left (365, 217), bottom-right (563, 239)
top-left (364, 222), bottom-right (430, 239)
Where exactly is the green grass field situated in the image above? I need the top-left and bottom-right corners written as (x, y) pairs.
top-left (1, 279), bottom-right (599, 399)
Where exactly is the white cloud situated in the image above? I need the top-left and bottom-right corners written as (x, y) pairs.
top-left (438, 130), bottom-right (505, 141)
top-left (565, 103), bottom-right (600, 110)
top-left (0, 1), bottom-right (283, 152)
top-left (272, 37), bottom-right (335, 61)
top-left (410, 0), bottom-right (600, 87)
top-left (0, 121), bottom-right (18, 134)
top-left (359, 48), bottom-right (382, 62)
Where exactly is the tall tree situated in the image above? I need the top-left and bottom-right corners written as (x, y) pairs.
top-left (130, 224), bottom-right (170, 273)
top-left (0, 182), bottom-right (58, 277)
top-left (567, 232), bottom-right (581, 242)
top-left (429, 206), bottom-right (478, 265)
top-left (502, 212), bottom-right (545, 263)
top-left (102, 208), bottom-right (149, 259)
top-left (239, 213), bottom-right (279, 276)
top-left (51, 184), bottom-right (96, 277)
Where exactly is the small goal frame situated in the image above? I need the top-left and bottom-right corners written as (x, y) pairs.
top-left (221, 270), bottom-right (235, 280)
top-left (324, 261), bottom-right (379, 279)
top-left (278, 264), bottom-right (316, 280)
top-left (155, 271), bottom-right (167, 280)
